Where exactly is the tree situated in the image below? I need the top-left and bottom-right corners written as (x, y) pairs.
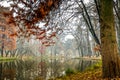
top-left (9, 0), bottom-right (63, 46)
top-left (0, 7), bottom-right (16, 57)
top-left (100, 0), bottom-right (120, 78)
top-left (1, 0), bottom-right (120, 78)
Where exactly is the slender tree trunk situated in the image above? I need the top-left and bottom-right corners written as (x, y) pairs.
top-left (80, 46), bottom-right (84, 57)
top-left (1, 27), bottom-right (5, 57)
top-left (1, 41), bottom-right (4, 57)
top-left (77, 46), bottom-right (81, 57)
top-left (80, 38), bottom-right (84, 57)
top-left (86, 28), bottom-right (92, 57)
top-left (0, 63), bottom-right (3, 80)
top-left (100, 0), bottom-right (120, 78)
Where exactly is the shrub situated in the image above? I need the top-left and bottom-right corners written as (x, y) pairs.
top-left (85, 61), bottom-right (102, 71)
top-left (65, 68), bottom-right (76, 75)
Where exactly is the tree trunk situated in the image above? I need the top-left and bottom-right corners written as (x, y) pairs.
top-left (100, 0), bottom-right (120, 78)
top-left (80, 38), bottom-right (84, 57)
top-left (1, 42), bottom-right (4, 57)
top-left (116, 0), bottom-right (120, 54)
top-left (118, 0), bottom-right (120, 51)
top-left (0, 63), bottom-right (3, 80)
top-left (86, 28), bottom-right (92, 57)
top-left (1, 27), bottom-right (5, 57)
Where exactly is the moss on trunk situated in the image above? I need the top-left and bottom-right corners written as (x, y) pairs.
top-left (100, 0), bottom-right (120, 78)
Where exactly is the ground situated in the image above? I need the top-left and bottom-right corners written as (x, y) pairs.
top-left (49, 60), bottom-right (120, 80)
top-left (54, 68), bottom-right (102, 80)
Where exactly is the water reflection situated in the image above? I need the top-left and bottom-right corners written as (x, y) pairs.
top-left (0, 63), bottom-right (3, 80)
top-left (0, 59), bottom-right (97, 80)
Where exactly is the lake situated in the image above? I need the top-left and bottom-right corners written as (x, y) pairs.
top-left (0, 58), bottom-right (98, 80)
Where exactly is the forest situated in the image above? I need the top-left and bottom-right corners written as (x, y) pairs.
top-left (0, 0), bottom-right (120, 80)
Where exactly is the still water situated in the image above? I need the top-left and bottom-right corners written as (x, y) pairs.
top-left (0, 58), bottom-right (97, 80)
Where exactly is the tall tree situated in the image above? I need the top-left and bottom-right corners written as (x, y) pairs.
top-left (100, 0), bottom-right (120, 78)
top-left (0, 7), bottom-right (16, 57)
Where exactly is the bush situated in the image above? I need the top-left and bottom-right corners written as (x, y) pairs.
top-left (85, 61), bottom-right (102, 71)
top-left (65, 68), bottom-right (76, 75)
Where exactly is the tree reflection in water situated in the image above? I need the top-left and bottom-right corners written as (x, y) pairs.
top-left (0, 59), bottom-right (97, 80)
top-left (0, 63), bottom-right (3, 80)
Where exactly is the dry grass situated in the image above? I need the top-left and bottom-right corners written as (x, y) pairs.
top-left (52, 61), bottom-right (120, 80)
top-left (54, 69), bottom-right (120, 80)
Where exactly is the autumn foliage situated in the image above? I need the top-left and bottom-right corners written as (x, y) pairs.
top-left (93, 45), bottom-right (100, 52)
top-left (0, 7), bottom-right (16, 50)
top-left (0, 0), bottom-right (63, 49)
top-left (9, 0), bottom-right (63, 46)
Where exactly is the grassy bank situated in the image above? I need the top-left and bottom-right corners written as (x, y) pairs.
top-left (51, 61), bottom-right (103, 80)
top-left (74, 56), bottom-right (101, 60)
top-left (0, 57), bottom-right (17, 62)
top-left (55, 69), bottom-right (102, 80)
top-left (52, 61), bottom-right (120, 80)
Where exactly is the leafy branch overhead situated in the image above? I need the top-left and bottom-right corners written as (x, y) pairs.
top-left (0, 0), bottom-right (63, 46)
top-left (11, 0), bottom-right (62, 24)
top-left (0, 7), bottom-right (16, 50)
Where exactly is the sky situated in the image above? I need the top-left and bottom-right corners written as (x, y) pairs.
top-left (0, 0), bottom-right (90, 7)
top-left (65, 35), bottom-right (74, 40)
top-left (84, 0), bottom-right (89, 3)
top-left (0, 1), bottom-right (11, 7)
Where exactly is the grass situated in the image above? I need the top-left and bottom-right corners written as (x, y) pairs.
top-left (52, 69), bottom-right (102, 80)
top-left (74, 56), bottom-right (101, 60)
top-left (0, 57), bottom-right (17, 62)
top-left (53, 61), bottom-right (120, 80)
top-left (53, 61), bottom-right (103, 80)
top-left (65, 68), bottom-right (76, 76)
top-left (85, 60), bottom-right (102, 71)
